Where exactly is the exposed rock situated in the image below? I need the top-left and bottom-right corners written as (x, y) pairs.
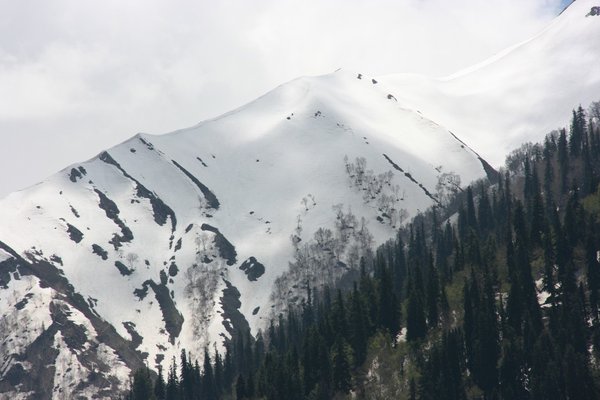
top-left (200, 224), bottom-right (237, 266)
top-left (171, 160), bottom-right (220, 209)
top-left (239, 257), bottom-right (266, 282)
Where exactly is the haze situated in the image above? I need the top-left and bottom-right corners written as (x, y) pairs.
top-left (0, 0), bottom-right (568, 197)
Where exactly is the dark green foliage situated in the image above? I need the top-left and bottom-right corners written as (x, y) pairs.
top-left (165, 358), bottom-right (178, 400)
top-left (154, 367), bottom-right (165, 400)
top-left (419, 329), bottom-right (466, 400)
top-left (569, 106), bottom-right (586, 157)
top-left (130, 367), bottom-right (156, 400)
top-left (498, 333), bottom-right (528, 400)
top-left (331, 337), bottom-right (352, 393)
top-left (406, 269), bottom-right (427, 341)
top-left (558, 128), bottom-right (569, 193)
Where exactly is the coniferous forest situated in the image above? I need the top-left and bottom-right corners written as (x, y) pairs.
top-left (127, 103), bottom-right (600, 400)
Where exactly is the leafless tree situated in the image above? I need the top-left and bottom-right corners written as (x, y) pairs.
top-left (126, 252), bottom-right (139, 269)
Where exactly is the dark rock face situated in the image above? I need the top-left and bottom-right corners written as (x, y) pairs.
top-left (200, 224), bottom-right (237, 266)
top-left (92, 244), bottom-right (108, 260)
top-left (147, 280), bottom-right (184, 344)
top-left (0, 242), bottom-right (147, 399)
top-left (220, 279), bottom-right (250, 337)
top-left (15, 293), bottom-right (34, 310)
top-left (239, 257), bottom-right (266, 282)
top-left (168, 262), bottom-right (179, 277)
top-left (69, 168), bottom-right (82, 182)
top-left (171, 160), bottom-right (220, 209)
top-left (69, 166), bottom-right (88, 182)
top-left (383, 154), bottom-right (441, 205)
top-left (115, 261), bottom-right (133, 276)
top-left (99, 151), bottom-right (177, 232)
top-left (122, 322), bottom-right (143, 349)
top-left (66, 223), bottom-right (84, 243)
top-left (94, 189), bottom-right (133, 250)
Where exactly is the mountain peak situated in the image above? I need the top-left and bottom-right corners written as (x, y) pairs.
top-left (2, 2), bottom-right (600, 397)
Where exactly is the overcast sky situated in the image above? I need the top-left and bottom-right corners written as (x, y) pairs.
top-left (0, 0), bottom-right (569, 197)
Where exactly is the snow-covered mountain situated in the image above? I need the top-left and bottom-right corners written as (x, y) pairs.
top-left (381, 0), bottom-right (600, 166)
top-left (0, 70), bottom-right (489, 398)
top-left (1, 0), bottom-right (599, 398)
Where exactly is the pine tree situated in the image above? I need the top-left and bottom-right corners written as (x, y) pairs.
top-left (478, 184), bottom-right (493, 233)
top-left (563, 345), bottom-right (597, 400)
top-left (558, 128), bottom-right (569, 193)
top-left (165, 357), bottom-right (179, 400)
top-left (378, 265), bottom-right (400, 335)
top-left (406, 270), bottom-right (427, 341)
top-left (530, 330), bottom-right (564, 400)
top-left (202, 348), bottom-right (215, 400)
top-left (180, 349), bottom-right (193, 400)
top-left (409, 378), bottom-right (417, 400)
top-left (236, 374), bottom-right (246, 400)
top-left (393, 234), bottom-right (407, 293)
top-left (154, 366), bottom-right (166, 400)
top-left (331, 290), bottom-right (349, 341)
top-left (214, 349), bottom-right (224, 397)
top-left (331, 336), bottom-right (352, 394)
top-left (131, 367), bottom-right (156, 400)
top-left (426, 256), bottom-right (440, 329)
top-left (349, 282), bottom-right (368, 366)
top-left (498, 334), bottom-right (527, 400)
top-left (466, 186), bottom-right (478, 232)
top-left (586, 227), bottom-right (600, 321)
top-left (569, 106), bottom-right (587, 157)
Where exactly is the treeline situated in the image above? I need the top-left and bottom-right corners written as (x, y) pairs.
top-left (126, 253), bottom-right (405, 400)
top-left (127, 103), bottom-right (600, 399)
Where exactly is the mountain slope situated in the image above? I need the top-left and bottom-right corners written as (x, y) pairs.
top-left (0, 70), bottom-right (488, 398)
top-left (380, 0), bottom-right (600, 166)
top-left (3, 1), bottom-right (600, 397)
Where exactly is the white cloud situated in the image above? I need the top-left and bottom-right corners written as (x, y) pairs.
top-left (0, 0), bottom-right (564, 196)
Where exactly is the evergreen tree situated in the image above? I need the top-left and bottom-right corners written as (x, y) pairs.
top-left (165, 357), bottom-right (179, 400)
top-left (154, 366), bottom-right (166, 400)
top-left (569, 106), bottom-right (586, 157)
top-left (180, 350), bottom-right (193, 400)
top-left (426, 256), bottom-right (440, 329)
top-left (558, 128), bottom-right (569, 193)
top-left (466, 186), bottom-right (478, 231)
top-left (331, 336), bottom-right (352, 394)
top-left (530, 330), bottom-right (563, 400)
top-left (563, 345), bottom-right (597, 400)
top-left (349, 282), bottom-right (368, 366)
top-left (586, 227), bottom-right (600, 321)
top-left (498, 334), bottom-right (527, 400)
top-left (202, 347), bottom-right (216, 400)
top-left (131, 367), bottom-right (156, 400)
top-left (236, 374), bottom-right (246, 400)
top-left (406, 271), bottom-right (427, 341)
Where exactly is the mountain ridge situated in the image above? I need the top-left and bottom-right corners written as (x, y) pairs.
top-left (1, 1), bottom-right (600, 397)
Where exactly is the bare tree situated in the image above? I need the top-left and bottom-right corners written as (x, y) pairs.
top-left (589, 101), bottom-right (600, 121)
top-left (436, 172), bottom-right (462, 206)
top-left (195, 232), bottom-right (210, 252)
top-left (126, 252), bottom-right (139, 269)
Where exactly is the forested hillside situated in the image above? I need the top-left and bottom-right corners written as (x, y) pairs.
top-left (127, 102), bottom-right (600, 400)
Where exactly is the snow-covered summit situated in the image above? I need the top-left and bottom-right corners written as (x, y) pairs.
top-left (381, 0), bottom-right (600, 166)
top-left (0, 69), bottom-right (488, 398)
top-left (2, 1), bottom-right (600, 397)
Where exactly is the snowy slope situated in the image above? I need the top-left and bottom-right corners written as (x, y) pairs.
top-left (380, 0), bottom-right (600, 166)
top-left (0, 70), bottom-right (488, 398)
top-left (3, 1), bottom-right (600, 396)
